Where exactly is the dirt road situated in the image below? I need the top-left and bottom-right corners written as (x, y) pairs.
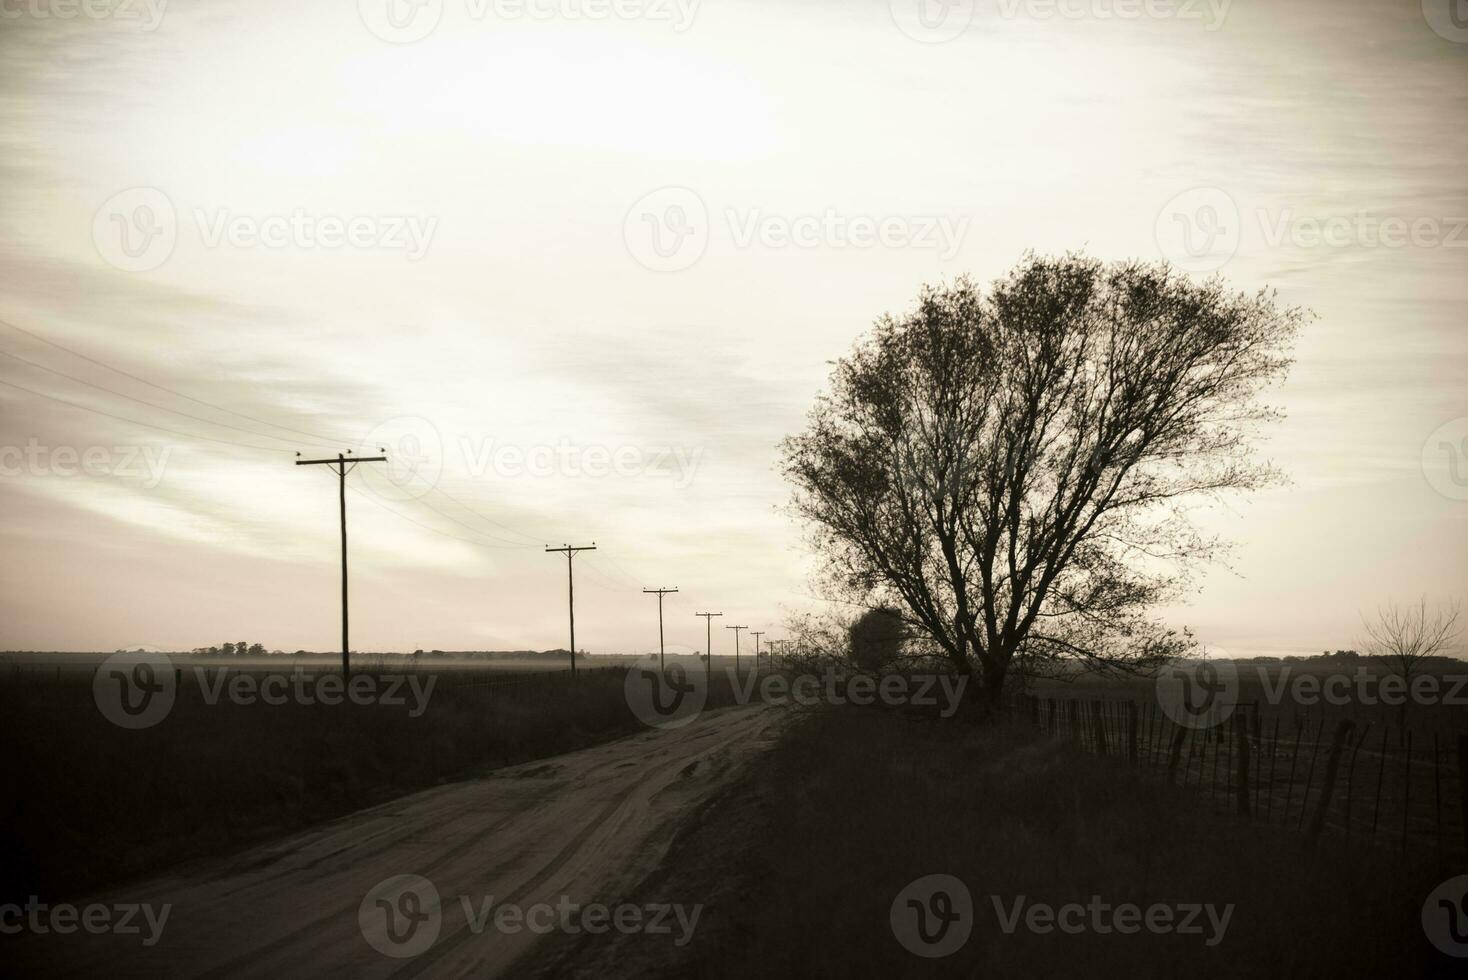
top-left (11, 702), bottom-right (794, 978)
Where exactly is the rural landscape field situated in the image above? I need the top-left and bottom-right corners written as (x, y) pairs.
top-left (2, 1), bottom-right (1466, 977)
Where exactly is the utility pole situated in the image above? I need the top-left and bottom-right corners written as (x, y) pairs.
top-left (726, 624), bottom-right (747, 677)
top-left (695, 612), bottom-right (722, 684)
top-left (642, 587), bottom-right (679, 672)
top-left (751, 631), bottom-right (764, 672)
top-left (546, 543), bottom-right (596, 678)
top-left (295, 449), bottom-right (388, 679)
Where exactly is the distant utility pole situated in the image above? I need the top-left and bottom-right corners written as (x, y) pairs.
top-left (726, 624), bottom-right (747, 677)
top-left (642, 587), bottom-right (679, 672)
top-left (751, 631), bottom-right (764, 671)
top-left (546, 543), bottom-right (596, 678)
top-left (295, 450), bottom-right (388, 679)
top-left (695, 612), bottom-right (722, 684)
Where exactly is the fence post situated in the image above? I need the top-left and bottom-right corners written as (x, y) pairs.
top-left (1092, 702), bottom-right (1108, 755)
top-left (1167, 726), bottom-right (1187, 783)
top-left (1234, 710), bottom-right (1253, 817)
top-left (1127, 701), bottom-right (1139, 763)
top-left (1308, 719), bottom-right (1353, 837)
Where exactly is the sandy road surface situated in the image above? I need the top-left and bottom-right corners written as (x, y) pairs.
top-left (11, 703), bottom-right (794, 979)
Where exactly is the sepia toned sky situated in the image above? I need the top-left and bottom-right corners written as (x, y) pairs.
top-left (0, 0), bottom-right (1464, 657)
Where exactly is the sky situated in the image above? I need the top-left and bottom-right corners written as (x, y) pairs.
top-left (0, 0), bottom-right (1464, 658)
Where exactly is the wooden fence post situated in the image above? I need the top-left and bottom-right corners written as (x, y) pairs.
top-left (1092, 702), bottom-right (1109, 755)
top-left (1234, 710), bottom-right (1252, 817)
top-left (1308, 719), bottom-right (1353, 837)
top-left (1168, 726), bottom-right (1187, 783)
top-left (1127, 701), bottom-right (1139, 763)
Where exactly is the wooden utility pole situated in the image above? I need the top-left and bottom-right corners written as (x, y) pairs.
top-left (726, 624), bottom-right (747, 676)
top-left (295, 450), bottom-right (387, 678)
top-left (546, 543), bottom-right (596, 678)
top-left (695, 612), bottom-right (722, 684)
top-left (643, 587), bottom-right (678, 672)
top-left (751, 631), bottom-right (764, 671)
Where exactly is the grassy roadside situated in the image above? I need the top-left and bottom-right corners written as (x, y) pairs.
top-left (520, 705), bottom-right (1459, 978)
top-left (0, 666), bottom-right (748, 903)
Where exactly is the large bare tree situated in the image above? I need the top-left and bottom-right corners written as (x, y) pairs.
top-left (782, 254), bottom-right (1305, 706)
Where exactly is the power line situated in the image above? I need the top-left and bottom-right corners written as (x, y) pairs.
top-left (0, 315), bottom-right (357, 447)
top-left (0, 376), bottom-right (295, 454)
top-left (0, 346), bottom-right (330, 450)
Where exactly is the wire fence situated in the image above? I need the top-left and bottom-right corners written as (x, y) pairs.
top-left (1016, 694), bottom-right (1468, 861)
